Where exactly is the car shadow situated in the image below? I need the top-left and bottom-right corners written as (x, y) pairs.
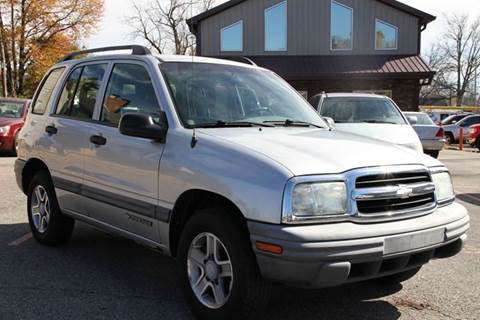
top-left (0, 222), bottom-right (401, 320)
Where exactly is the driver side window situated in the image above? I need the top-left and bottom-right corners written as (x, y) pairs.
top-left (101, 63), bottom-right (160, 126)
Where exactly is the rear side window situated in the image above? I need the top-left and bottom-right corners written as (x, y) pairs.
top-left (31, 68), bottom-right (65, 115)
top-left (55, 64), bottom-right (107, 120)
top-left (100, 63), bottom-right (160, 126)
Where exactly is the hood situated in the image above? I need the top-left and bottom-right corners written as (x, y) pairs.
top-left (198, 127), bottom-right (441, 176)
top-left (334, 123), bottom-right (422, 152)
top-left (0, 117), bottom-right (21, 127)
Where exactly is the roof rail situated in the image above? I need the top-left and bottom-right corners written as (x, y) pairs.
top-left (59, 45), bottom-right (152, 62)
top-left (216, 56), bottom-right (257, 66)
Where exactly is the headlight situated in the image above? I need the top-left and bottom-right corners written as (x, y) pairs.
top-left (283, 181), bottom-right (347, 223)
top-left (431, 170), bottom-right (455, 204)
top-left (0, 125), bottom-right (10, 135)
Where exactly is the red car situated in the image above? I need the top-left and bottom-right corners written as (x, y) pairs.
top-left (0, 98), bottom-right (30, 155)
top-left (467, 123), bottom-right (480, 151)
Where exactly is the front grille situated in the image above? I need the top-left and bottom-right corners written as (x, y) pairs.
top-left (356, 193), bottom-right (435, 214)
top-left (356, 171), bottom-right (431, 188)
top-left (354, 169), bottom-right (436, 216)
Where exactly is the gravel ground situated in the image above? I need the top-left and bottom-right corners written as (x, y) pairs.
top-left (0, 150), bottom-right (478, 320)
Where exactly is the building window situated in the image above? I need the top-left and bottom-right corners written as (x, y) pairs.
top-left (375, 19), bottom-right (398, 50)
top-left (331, 0), bottom-right (353, 50)
top-left (265, 1), bottom-right (287, 51)
top-left (221, 21), bottom-right (243, 52)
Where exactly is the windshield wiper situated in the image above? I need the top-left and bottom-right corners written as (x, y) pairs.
top-left (264, 119), bottom-right (325, 129)
top-left (194, 120), bottom-right (274, 128)
top-left (362, 120), bottom-right (398, 124)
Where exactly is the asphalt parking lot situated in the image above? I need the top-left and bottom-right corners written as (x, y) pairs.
top-left (0, 150), bottom-right (479, 320)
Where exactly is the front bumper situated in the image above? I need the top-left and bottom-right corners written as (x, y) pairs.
top-left (421, 139), bottom-right (445, 151)
top-left (248, 202), bottom-right (469, 288)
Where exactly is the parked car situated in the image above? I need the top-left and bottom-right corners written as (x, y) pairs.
top-left (443, 114), bottom-right (480, 144)
top-left (15, 46), bottom-right (469, 320)
top-left (427, 111), bottom-right (456, 125)
top-left (309, 93), bottom-right (423, 153)
top-left (467, 124), bottom-right (480, 150)
top-left (0, 98), bottom-right (30, 155)
top-left (441, 113), bottom-right (473, 126)
top-left (403, 112), bottom-right (445, 158)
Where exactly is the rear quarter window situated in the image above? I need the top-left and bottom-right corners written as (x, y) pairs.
top-left (31, 67), bottom-right (65, 115)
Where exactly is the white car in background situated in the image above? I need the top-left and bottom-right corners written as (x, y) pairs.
top-left (404, 112), bottom-right (445, 158)
top-left (309, 93), bottom-right (423, 153)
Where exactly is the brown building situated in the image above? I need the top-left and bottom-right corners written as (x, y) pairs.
top-left (187, 0), bottom-right (436, 111)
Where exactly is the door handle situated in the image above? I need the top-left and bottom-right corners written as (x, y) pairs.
top-left (45, 125), bottom-right (57, 135)
top-left (90, 134), bottom-right (107, 146)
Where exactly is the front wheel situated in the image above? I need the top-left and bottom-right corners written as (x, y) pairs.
top-left (177, 209), bottom-right (270, 320)
top-left (445, 132), bottom-right (454, 145)
top-left (27, 171), bottom-right (75, 246)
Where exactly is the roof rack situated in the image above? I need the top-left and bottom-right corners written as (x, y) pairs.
top-left (59, 45), bottom-right (152, 62)
top-left (216, 56), bottom-right (257, 66)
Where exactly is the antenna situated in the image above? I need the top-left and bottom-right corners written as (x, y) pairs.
top-left (189, 4), bottom-right (198, 148)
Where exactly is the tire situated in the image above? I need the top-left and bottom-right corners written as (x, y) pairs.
top-left (426, 150), bottom-right (439, 158)
top-left (476, 138), bottom-right (480, 151)
top-left (376, 267), bottom-right (421, 285)
top-left (27, 171), bottom-right (75, 246)
top-left (445, 132), bottom-right (454, 145)
top-left (177, 208), bottom-right (271, 320)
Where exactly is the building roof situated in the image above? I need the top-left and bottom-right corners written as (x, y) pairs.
top-left (187, 0), bottom-right (436, 29)
top-left (238, 55), bottom-right (435, 80)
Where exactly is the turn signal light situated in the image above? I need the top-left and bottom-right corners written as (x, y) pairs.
top-left (255, 242), bottom-right (283, 254)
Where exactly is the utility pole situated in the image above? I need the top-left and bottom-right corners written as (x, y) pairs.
top-left (475, 67), bottom-right (478, 106)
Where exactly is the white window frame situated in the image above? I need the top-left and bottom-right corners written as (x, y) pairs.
top-left (220, 20), bottom-right (243, 52)
top-left (264, 1), bottom-right (288, 52)
top-left (330, 0), bottom-right (353, 51)
top-left (375, 19), bottom-right (398, 51)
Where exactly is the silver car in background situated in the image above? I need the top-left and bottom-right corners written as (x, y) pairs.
top-left (404, 112), bottom-right (445, 158)
top-left (442, 114), bottom-right (480, 144)
top-left (309, 93), bottom-right (423, 153)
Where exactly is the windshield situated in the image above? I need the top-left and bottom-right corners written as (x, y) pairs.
top-left (404, 113), bottom-right (435, 125)
top-left (0, 101), bottom-right (24, 118)
top-left (441, 114), bottom-right (468, 125)
top-left (160, 62), bottom-right (326, 128)
top-left (320, 97), bottom-right (406, 124)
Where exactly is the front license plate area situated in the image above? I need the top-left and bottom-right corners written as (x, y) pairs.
top-left (384, 228), bottom-right (445, 255)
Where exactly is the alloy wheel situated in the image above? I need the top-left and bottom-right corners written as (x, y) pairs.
top-left (31, 185), bottom-right (50, 234)
top-left (187, 232), bottom-right (234, 309)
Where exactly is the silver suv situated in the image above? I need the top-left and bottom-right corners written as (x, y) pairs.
top-left (15, 46), bottom-right (469, 320)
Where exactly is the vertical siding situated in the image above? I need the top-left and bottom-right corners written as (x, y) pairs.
top-left (199, 0), bottom-right (420, 56)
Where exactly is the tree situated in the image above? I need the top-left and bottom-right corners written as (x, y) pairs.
top-left (0, 0), bottom-right (104, 97)
top-left (127, 0), bottom-right (217, 55)
top-left (425, 14), bottom-right (480, 106)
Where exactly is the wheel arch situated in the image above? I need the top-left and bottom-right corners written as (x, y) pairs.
top-left (169, 189), bottom-right (248, 257)
top-left (21, 158), bottom-right (51, 194)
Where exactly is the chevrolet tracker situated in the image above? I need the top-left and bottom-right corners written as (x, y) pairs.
top-left (14, 46), bottom-right (469, 320)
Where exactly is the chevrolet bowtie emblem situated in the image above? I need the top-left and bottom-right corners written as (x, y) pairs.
top-left (396, 185), bottom-right (413, 198)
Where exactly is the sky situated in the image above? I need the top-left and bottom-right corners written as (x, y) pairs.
top-left (86, 0), bottom-right (480, 55)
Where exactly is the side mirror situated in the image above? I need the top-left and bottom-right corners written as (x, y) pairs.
top-left (407, 116), bottom-right (417, 125)
top-left (119, 112), bottom-right (168, 142)
top-left (322, 116), bottom-right (335, 128)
